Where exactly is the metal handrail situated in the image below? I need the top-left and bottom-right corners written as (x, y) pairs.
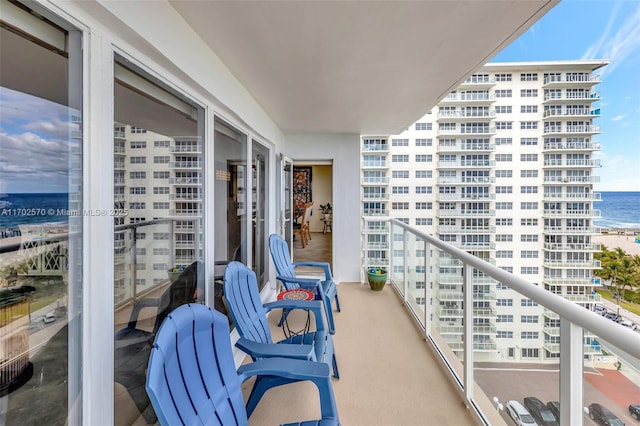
top-left (387, 218), bottom-right (640, 359)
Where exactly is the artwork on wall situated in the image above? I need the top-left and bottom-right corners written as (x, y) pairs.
top-left (293, 166), bottom-right (312, 219)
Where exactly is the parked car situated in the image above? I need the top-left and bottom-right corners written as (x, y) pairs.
top-left (43, 312), bottom-right (56, 324)
top-left (524, 396), bottom-right (558, 426)
top-left (619, 318), bottom-right (638, 331)
top-left (546, 401), bottom-right (559, 422)
top-left (605, 312), bottom-right (622, 322)
top-left (629, 404), bottom-right (640, 420)
top-left (594, 304), bottom-right (607, 315)
top-left (588, 403), bottom-right (625, 426)
top-left (506, 400), bottom-right (537, 426)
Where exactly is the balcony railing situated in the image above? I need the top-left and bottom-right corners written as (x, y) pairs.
top-left (543, 74), bottom-right (601, 85)
top-left (363, 218), bottom-right (640, 425)
top-left (542, 125), bottom-right (600, 134)
top-left (543, 142), bottom-right (600, 151)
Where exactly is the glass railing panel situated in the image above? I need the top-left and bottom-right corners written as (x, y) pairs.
top-left (389, 222), bottom-right (406, 299)
top-left (474, 275), bottom-right (560, 426)
top-left (405, 232), bottom-right (427, 327)
top-left (585, 325), bottom-right (640, 426)
top-left (431, 247), bottom-right (465, 364)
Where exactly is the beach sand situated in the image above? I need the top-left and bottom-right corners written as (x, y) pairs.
top-left (593, 233), bottom-right (640, 255)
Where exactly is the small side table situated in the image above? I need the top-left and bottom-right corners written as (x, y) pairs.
top-left (321, 217), bottom-right (332, 234)
top-left (277, 289), bottom-right (315, 337)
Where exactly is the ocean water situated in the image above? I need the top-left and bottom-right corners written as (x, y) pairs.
top-left (0, 193), bottom-right (69, 229)
top-left (594, 191), bottom-right (640, 230)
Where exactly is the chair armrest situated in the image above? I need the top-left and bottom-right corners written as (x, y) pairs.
top-left (235, 338), bottom-right (314, 360)
top-left (126, 297), bottom-right (160, 329)
top-left (276, 275), bottom-right (322, 292)
top-left (237, 358), bottom-right (339, 424)
top-left (292, 262), bottom-right (332, 280)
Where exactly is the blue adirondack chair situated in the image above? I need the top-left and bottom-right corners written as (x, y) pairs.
top-left (269, 233), bottom-right (341, 334)
top-left (146, 303), bottom-right (340, 425)
top-left (223, 261), bottom-right (339, 384)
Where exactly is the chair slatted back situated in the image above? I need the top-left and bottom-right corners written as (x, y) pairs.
top-left (223, 261), bottom-right (274, 347)
top-left (268, 234), bottom-right (299, 289)
top-left (146, 304), bottom-right (248, 426)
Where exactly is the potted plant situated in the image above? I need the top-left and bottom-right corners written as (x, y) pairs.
top-left (366, 267), bottom-right (387, 291)
top-left (319, 202), bottom-right (332, 219)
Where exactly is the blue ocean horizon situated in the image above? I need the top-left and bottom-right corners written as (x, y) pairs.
top-left (0, 193), bottom-right (69, 229)
top-left (594, 191), bottom-right (640, 230)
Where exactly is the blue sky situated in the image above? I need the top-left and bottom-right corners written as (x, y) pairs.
top-left (491, 0), bottom-right (640, 191)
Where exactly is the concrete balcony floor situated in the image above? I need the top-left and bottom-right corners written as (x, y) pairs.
top-left (244, 281), bottom-right (477, 425)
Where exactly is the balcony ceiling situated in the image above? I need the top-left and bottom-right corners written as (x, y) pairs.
top-left (169, 0), bottom-right (558, 135)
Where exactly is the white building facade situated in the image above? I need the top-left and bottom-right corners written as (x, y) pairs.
top-left (363, 60), bottom-right (607, 363)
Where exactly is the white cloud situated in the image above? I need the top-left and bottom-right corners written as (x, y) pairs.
top-left (611, 114), bottom-right (625, 121)
top-left (582, 2), bottom-right (640, 76)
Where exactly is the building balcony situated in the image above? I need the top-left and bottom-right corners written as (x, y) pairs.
top-left (542, 209), bottom-right (601, 218)
top-left (437, 160), bottom-right (495, 168)
top-left (543, 92), bottom-right (600, 102)
top-left (362, 193), bottom-right (389, 201)
top-left (543, 141), bottom-right (600, 151)
top-left (361, 176), bottom-right (389, 185)
top-left (542, 108), bottom-right (600, 119)
top-left (542, 277), bottom-right (595, 287)
top-left (440, 92), bottom-right (496, 103)
top-left (362, 144), bottom-right (390, 152)
top-left (437, 225), bottom-right (496, 234)
top-left (543, 159), bottom-right (601, 167)
top-left (170, 193), bottom-right (202, 201)
top-left (170, 145), bottom-right (202, 153)
top-left (460, 75), bottom-right (497, 87)
top-left (450, 241), bottom-right (496, 251)
top-left (114, 130), bottom-right (126, 139)
top-left (437, 127), bottom-right (496, 137)
top-left (168, 177), bottom-right (203, 185)
top-left (543, 226), bottom-right (601, 235)
top-left (364, 222), bottom-right (389, 234)
top-left (543, 74), bottom-right (601, 86)
top-left (437, 110), bottom-right (496, 121)
top-left (437, 142), bottom-right (495, 152)
top-left (437, 209), bottom-right (495, 218)
top-left (543, 242), bottom-right (602, 252)
top-left (363, 208), bottom-right (389, 216)
top-left (542, 259), bottom-right (601, 269)
top-left (436, 193), bottom-right (495, 202)
top-left (563, 293), bottom-right (602, 305)
top-left (542, 192), bottom-right (602, 201)
top-left (362, 160), bottom-right (389, 168)
top-left (543, 176), bottom-right (600, 184)
top-left (542, 125), bottom-right (600, 135)
top-left (168, 161), bottom-right (203, 169)
top-left (438, 176), bottom-right (495, 185)
top-left (168, 209), bottom-right (201, 216)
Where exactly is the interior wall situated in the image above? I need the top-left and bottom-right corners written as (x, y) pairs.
top-left (309, 164), bottom-right (332, 233)
top-left (284, 134), bottom-right (361, 283)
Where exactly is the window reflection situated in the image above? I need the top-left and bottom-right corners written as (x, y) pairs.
top-left (113, 59), bottom-right (204, 424)
top-left (0, 6), bottom-right (82, 423)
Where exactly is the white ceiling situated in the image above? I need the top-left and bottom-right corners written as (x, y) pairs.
top-left (169, 0), bottom-right (558, 135)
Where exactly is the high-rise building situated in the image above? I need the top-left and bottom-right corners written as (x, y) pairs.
top-left (362, 60), bottom-right (607, 363)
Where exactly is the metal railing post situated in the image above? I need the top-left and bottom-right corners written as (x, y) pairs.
top-left (403, 227), bottom-right (408, 303)
top-left (560, 318), bottom-right (583, 426)
top-left (424, 241), bottom-right (430, 336)
top-left (463, 263), bottom-right (474, 401)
